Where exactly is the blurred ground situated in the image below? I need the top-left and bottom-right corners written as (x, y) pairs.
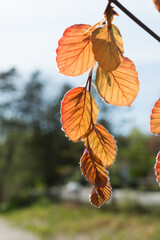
top-left (2, 200), bottom-right (160, 240)
top-left (0, 218), bottom-right (40, 240)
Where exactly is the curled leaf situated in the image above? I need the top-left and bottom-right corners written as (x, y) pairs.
top-left (61, 87), bottom-right (99, 142)
top-left (155, 151), bottom-right (160, 184)
top-left (80, 150), bottom-right (108, 187)
top-left (56, 24), bottom-right (95, 76)
top-left (90, 181), bottom-right (112, 207)
top-left (96, 57), bottom-right (139, 106)
top-left (97, 181), bottom-right (112, 203)
top-left (150, 98), bottom-right (160, 134)
top-left (90, 187), bottom-right (104, 208)
top-left (91, 24), bottom-right (124, 73)
top-left (83, 124), bottom-right (117, 167)
top-left (153, 0), bottom-right (160, 11)
top-left (104, 5), bottom-right (119, 28)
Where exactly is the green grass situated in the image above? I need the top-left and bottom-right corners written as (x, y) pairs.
top-left (1, 199), bottom-right (160, 240)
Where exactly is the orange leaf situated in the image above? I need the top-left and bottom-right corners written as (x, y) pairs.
top-left (80, 150), bottom-right (108, 187)
top-left (90, 187), bottom-right (104, 208)
top-left (150, 98), bottom-right (160, 134)
top-left (153, 0), bottom-right (160, 11)
top-left (90, 181), bottom-right (111, 207)
top-left (155, 151), bottom-right (160, 184)
top-left (95, 57), bottom-right (139, 106)
top-left (61, 87), bottom-right (99, 142)
top-left (83, 124), bottom-right (117, 167)
top-left (56, 24), bottom-right (95, 76)
top-left (91, 24), bottom-right (124, 73)
top-left (96, 181), bottom-right (112, 203)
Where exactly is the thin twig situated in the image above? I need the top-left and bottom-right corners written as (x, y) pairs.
top-left (109, 0), bottom-right (160, 42)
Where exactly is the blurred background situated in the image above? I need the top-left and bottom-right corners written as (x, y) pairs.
top-left (0, 0), bottom-right (160, 240)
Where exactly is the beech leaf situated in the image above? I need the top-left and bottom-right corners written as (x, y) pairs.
top-left (150, 98), bottom-right (160, 135)
top-left (155, 151), bottom-right (160, 185)
top-left (90, 187), bottom-right (104, 208)
top-left (153, 0), bottom-right (160, 11)
top-left (95, 57), bottom-right (139, 106)
top-left (56, 24), bottom-right (95, 76)
top-left (80, 150), bottom-right (108, 187)
top-left (61, 87), bottom-right (99, 142)
top-left (90, 181), bottom-right (111, 207)
top-left (96, 182), bottom-right (112, 203)
top-left (91, 24), bottom-right (124, 73)
top-left (83, 124), bottom-right (117, 167)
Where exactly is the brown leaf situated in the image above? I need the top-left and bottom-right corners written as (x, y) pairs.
top-left (155, 151), bottom-right (160, 184)
top-left (96, 182), bottom-right (112, 203)
top-left (91, 24), bottom-right (124, 73)
top-left (90, 187), bottom-right (104, 208)
top-left (80, 150), bottom-right (108, 187)
top-left (90, 180), bottom-right (112, 207)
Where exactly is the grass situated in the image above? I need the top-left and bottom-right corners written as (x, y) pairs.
top-left (1, 198), bottom-right (160, 240)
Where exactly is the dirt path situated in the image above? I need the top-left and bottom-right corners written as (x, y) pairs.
top-left (0, 218), bottom-right (40, 240)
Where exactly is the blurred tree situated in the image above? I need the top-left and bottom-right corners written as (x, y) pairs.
top-left (110, 129), bottom-right (155, 188)
top-left (0, 71), bottom-right (84, 202)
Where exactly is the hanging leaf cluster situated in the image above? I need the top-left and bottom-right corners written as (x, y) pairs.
top-left (56, 3), bottom-right (140, 207)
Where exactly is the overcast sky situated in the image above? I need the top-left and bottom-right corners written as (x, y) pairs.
top-left (0, 0), bottom-right (160, 135)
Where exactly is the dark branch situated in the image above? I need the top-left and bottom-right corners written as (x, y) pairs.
top-left (109, 0), bottom-right (160, 42)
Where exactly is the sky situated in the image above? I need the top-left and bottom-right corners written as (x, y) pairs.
top-left (0, 0), bottom-right (160, 135)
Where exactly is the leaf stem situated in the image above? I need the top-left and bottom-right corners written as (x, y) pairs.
top-left (108, 0), bottom-right (160, 42)
top-left (85, 68), bottom-right (93, 92)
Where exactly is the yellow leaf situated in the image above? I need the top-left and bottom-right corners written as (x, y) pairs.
top-left (96, 57), bottom-right (139, 106)
top-left (150, 98), bottom-right (160, 134)
top-left (91, 24), bottom-right (124, 73)
top-left (61, 87), bottom-right (99, 142)
top-left (83, 124), bottom-right (117, 167)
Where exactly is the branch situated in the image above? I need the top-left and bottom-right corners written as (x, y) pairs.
top-left (108, 0), bottom-right (160, 42)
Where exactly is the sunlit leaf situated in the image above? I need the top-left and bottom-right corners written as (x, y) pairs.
top-left (153, 0), bottom-right (160, 11)
top-left (61, 87), bottom-right (99, 142)
top-left (83, 124), bottom-right (117, 167)
top-left (56, 24), bottom-right (95, 76)
top-left (95, 57), bottom-right (139, 106)
top-left (90, 187), bottom-right (104, 208)
top-left (90, 181), bottom-right (111, 207)
top-left (150, 98), bottom-right (160, 134)
top-left (91, 24), bottom-right (124, 73)
top-left (97, 181), bottom-right (112, 203)
top-left (155, 151), bottom-right (160, 184)
top-left (80, 149), bottom-right (108, 187)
